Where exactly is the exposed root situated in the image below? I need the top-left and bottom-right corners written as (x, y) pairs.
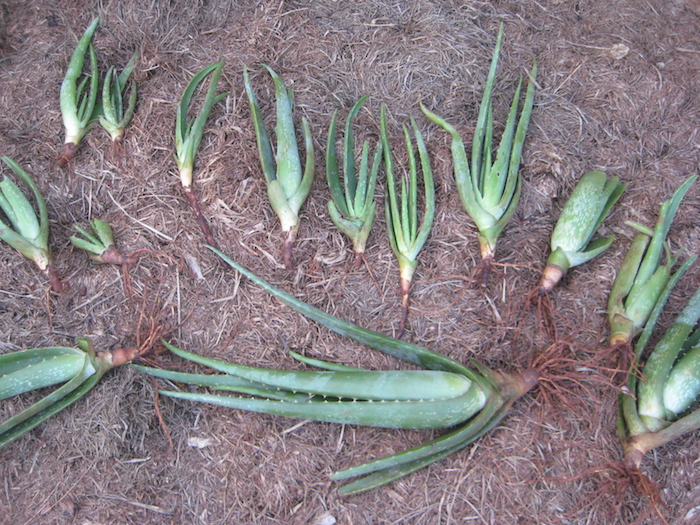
top-left (397, 277), bottom-right (411, 339)
top-left (45, 264), bottom-right (65, 294)
top-left (352, 250), bottom-right (363, 269)
top-left (183, 186), bottom-right (219, 250)
top-left (530, 339), bottom-right (626, 417)
top-left (524, 287), bottom-right (558, 341)
top-left (56, 142), bottom-right (77, 168)
top-left (283, 234), bottom-right (294, 270)
top-left (553, 462), bottom-right (668, 525)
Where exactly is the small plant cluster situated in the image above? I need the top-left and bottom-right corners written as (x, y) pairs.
top-left (0, 16), bottom-right (698, 520)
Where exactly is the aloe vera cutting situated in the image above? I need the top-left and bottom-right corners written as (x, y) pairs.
top-left (538, 170), bottom-right (625, 295)
top-left (608, 175), bottom-right (696, 347)
top-left (326, 95), bottom-right (382, 268)
top-left (244, 65), bottom-right (314, 270)
top-left (0, 338), bottom-right (149, 449)
top-left (99, 49), bottom-right (139, 145)
top-left (0, 157), bottom-right (62, 292)
top-left (420, 24), bottom-right (536, 283)
top-left (137, 246), bottom-right (540, 495)
top-left (381, 105), bottom-right (435, 337)
top-left (57, 17), bottom-right (100, 167)
top-left (618, 281), bottom-right (700, 477)
top-left (174, 61), bottom-right (227, 249)
top-left (70, 218), bottom-right (138, 267)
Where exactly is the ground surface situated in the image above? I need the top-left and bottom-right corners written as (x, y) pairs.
top-left (0, 1), bottom-right (699, 524)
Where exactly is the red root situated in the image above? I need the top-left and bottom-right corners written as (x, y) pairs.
top-left (56, 143), bottom-right (77, 168)
top-left (46, 264), bottom-right (64, 294)
top-left (184, 187), bottom-right (218, 249)
top-left (283, 237), bottom-right (294, 270)
top-left (352, 251), bottom-right (363, 269)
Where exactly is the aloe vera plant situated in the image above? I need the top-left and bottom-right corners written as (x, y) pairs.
top-left (382, 105), bottom-right (435, 336)
top-left (0, 337), bottom-right (145, 449)
top-left (326, 95), bottom-right (382, 268)
top-left (619, 280), bottom-right (700, 474)
top-left (58, 17), bottom-right (100, 167)
top-left (0, 157), bottom-right (62, 292)
top-left (420, 24), bottom-right (536, 282)
top-left (137, 246), bottom-right (540, 495)
top-left (608, 175), bottom-right (696, 347)
top-left (99, 50), bottom-right (139, 145)
top-left (71, 218), bottom-right (138, 267)
top-left (538, 170), bottom-right (625, 295)
top-left (175, 61), bottom-right (227, 248)
top-left (244, 65), bottom-right (314, 270)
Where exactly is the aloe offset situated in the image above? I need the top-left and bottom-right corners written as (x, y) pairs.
top-left (175, 61), bottom-right (227, 248)
top-left (0, 338), bottom-right (145, 449)
top-left (608, 176), bottom-right (696, 347)
top-left (382, 105), bottom-right (435, 336)
top-left (99, 50), bottom-right (139, 145)
top-left (138, 246), bottom-right (539, 495)
top-left (326, 96), bottom-right (382, 268)
top-left (58, 17), bottom-right (99, 167)
top-left (0, 157), bottom-right (62, 292)
top-left (619, 284), bottom-right (700, 472)
top-left (538, 170), bottom-right (625, 294)
top-left (420, 24), bottom-right (536, 282)
top-left (244, 66), bottom-right (314, 270)
top-left (71, 218), bottom-right (138, 267)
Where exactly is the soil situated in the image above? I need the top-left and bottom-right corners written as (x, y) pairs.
top-left (1, 1), bottom-right (699, 524)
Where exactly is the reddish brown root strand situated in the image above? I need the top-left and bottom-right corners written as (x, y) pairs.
top-left (56, 143), bottom-right (77, 168)
top-left (184, 187), bottom-right (218, 249)
top-left (283, 235), bottom-right (294, 270)
top-left (352, 251), bottom-right (363, 269)
top-left (480, 254), bottom-right (493, 286)
top-left (46, 264), bottom-right (64, 293)
top-left (100, 245), bottom-right (139, 268)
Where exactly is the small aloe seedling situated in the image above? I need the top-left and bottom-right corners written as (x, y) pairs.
top-left (0, 157), bottom-right (62, 292)
top-left (381, 105), bottom-right (435, 337)
top-left (99, 49), bottom-right (139, 145)
top-left (326, 95), bottom-right (383, 268)
top-left (420, 24), bottom-right (537, 283)
top-left (138, 247), bottom-right (540, 495)
top-left (244, 65), bottom-right (314, 270)
top-left (175, 61), bottom-right (227, 248)
top-left (538, 170), bottom-right (625, 295)
top-left (70, 218), bottom-right (138, 267)
top-left (58, 16), bottom-right (99, 167)
top-left (608, 175), bottom-right (696, 347)
top-left (0, 337), bottom-right (149, 449)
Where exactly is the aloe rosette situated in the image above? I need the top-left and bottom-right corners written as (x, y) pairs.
top-left (99, 50), bottom-right (139, 144)
top-left (71, 218), bottom-right (138, 267)
top-left (619, 282), bottom-right (700, 473)
top-left (420, 24), bottom-right (536, 281)
top-left (175, 61), bottom-right (227, 248)
top-left (381, 105), bottom-right (435, 336)
top-left (538, 170), bottom-right (625, 294)
top-left (244, 65), bottom-right (314, 270)
top-left (0, 157), bottom-right (62, 292)
top-left (608, 175), bottom-right (696, 347)
top-left (326, 95), bottom-right (382, 268)
top-left (58, 17), bottom-right (100, 167)
top-left (0, 338), bottom-right (144, 449)
top-left (137, 246), bottom-right (540, 495)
